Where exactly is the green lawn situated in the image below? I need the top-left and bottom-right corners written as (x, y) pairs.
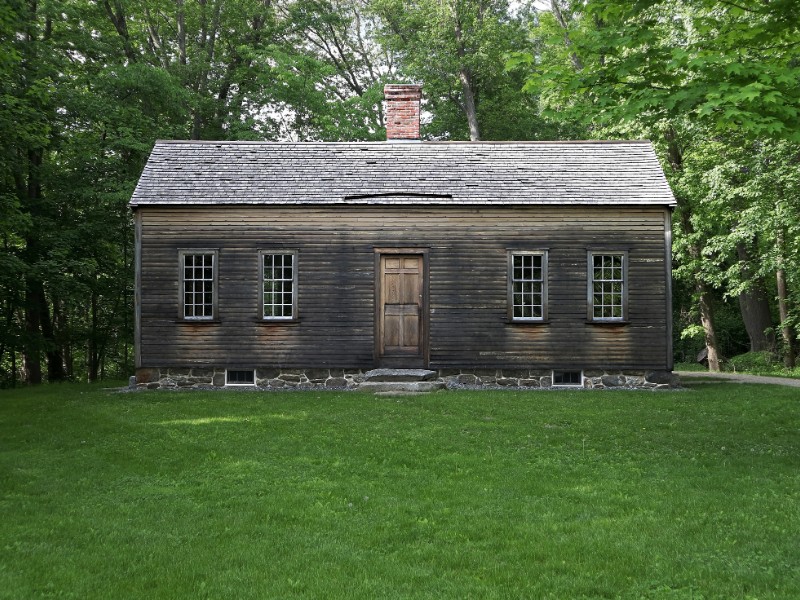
top-left (1, 383), bottom-right (798, 599)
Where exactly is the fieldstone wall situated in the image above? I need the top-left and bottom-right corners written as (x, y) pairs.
top-left (438, 368), bottom-right (679, 389)
top-left (134, 368), bottom-right (361, 390)
top-left (134, 368), bottom-right (223, 389)
top-left (134, 367), bottom-right (680, 390)
top-left (582, 370), bottom-right (680, 389)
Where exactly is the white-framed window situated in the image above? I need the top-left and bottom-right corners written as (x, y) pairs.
top-left (261, 251), bottom-right (297, 320)
top-left (226, 369), bottom-right (255, 386)
top-left (508, 251), bottom-right (548, 321)
top-left (179, 250), bottom-right (218, 320)
top-left (588, 251), bottom-right (628, 322)
top-left (552, 370), bottom-right (583, 387)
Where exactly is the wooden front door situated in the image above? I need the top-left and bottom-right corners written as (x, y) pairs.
top-left (377, 253), bottom-right (426, 366)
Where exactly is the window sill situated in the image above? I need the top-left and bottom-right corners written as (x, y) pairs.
top-left (508, 319), bottom-right (549, 325)
top-left (176, 319), bottom-right (221, 324)
top-left (255, 318), bottom-right (300, 325)
top-left (587, 320), bottom-right (629, 326)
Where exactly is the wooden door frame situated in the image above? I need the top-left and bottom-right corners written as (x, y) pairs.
top-left (374, 247), bottom-right (430, 368)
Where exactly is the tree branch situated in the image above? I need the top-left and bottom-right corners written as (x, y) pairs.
top-left (100, 0), bottom-right (137, 63)
top-left (717, 0), bottom-right (769, 15)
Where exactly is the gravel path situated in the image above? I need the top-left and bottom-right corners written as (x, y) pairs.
top-left (675, 370), bottom-right (800, 388)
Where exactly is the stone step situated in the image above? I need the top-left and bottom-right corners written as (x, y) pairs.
top-left (362, 368), bottom-right (438, 382)
top-left (359, 381), bottom-right (445, 393)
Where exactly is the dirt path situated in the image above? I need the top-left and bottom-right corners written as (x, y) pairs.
top-left (675, 371), bottom-right (800, 389)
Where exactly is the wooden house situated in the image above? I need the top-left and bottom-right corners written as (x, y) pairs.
top-left (130, 84), bottom-right (678, 390)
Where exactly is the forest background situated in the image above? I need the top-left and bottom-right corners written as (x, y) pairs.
top-left (1, 0), bottom-right (798, 385)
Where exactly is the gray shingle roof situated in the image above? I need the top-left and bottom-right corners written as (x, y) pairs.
top-left (130, 140), bottom-right (676, 207)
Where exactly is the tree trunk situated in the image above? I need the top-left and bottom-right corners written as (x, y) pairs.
top-left (451, 7), bottom-right (481, 141)
top-left (48, 298), bottom-right (67, 381)
top-left (23, 280), bottom-right (43, 384)
top-left (458, 68), bottom-right (481, 141)
top-left (669, 129), bottom-right (722, 372)
top-left (776, 230), bottom-right (796, 368)
top-left (736, 244), bottom-right (775, 352)
top-left (698, 281), bottom-right (721, 372)
top-left (550, 0), bottom-right (583, 71)
top-left (1, 287), bottom-right (22, 386)
top-left (776, 268), bottom-right (795, 368)
top-left (11, 347), bottom-right (17, 388)
top-left (177, 0), bottom-right (187, 65)
top-left (42, 291), bottom-right (65, 382)
top-left (24, 276), bottom-right (65, 383)
top-left (58, 300), bottom-right (74, 378)
top-left (22, 148), bottom-right (43, 385)
top-left (102, 0), bottom-right (138, 63)
top-left (88, 292), bottom-right (99, 382)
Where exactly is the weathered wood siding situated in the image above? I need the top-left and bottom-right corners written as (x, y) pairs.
top-left (137, 205), bottom-right (672, 371)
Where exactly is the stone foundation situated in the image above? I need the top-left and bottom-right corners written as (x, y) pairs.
top-left (134, 367), bottom-right (680, 390)
top-left (134, 367), bottom-right (362, 390)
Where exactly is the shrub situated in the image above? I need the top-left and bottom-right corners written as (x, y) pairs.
top-left (727, 351), bottom-right (778, 373)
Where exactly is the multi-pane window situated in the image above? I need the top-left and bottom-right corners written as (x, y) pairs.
top-left (261, 252), bottom-right (296, 320)
top-left (590, 253), bottom-right (626, 321)
top-left (181, 251), bottom-right (216, 319)
top-left (509, 252), bottom-right (547, 321)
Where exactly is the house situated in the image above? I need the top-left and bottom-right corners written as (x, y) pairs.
top-left (130, 84), bottom-right (678, 390)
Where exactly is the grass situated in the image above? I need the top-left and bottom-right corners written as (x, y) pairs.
top-left (1, 383), bottom-right (798, 599)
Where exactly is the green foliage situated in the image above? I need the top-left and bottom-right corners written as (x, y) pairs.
top-left (271, 0), bottom-right (390, 141)
top-left (1, 0), bottom-right (590, 383)
top-left (728, 350), bottom-right (778, 372)
top-left (512, 1), bottom-right (800, 363)
top-left (727, 351), bottom-right (800, 378)
top-left (670, 136), bottom-right (800, 357)
top-left (2, 0), bottom-right (796, 380)
top-left (519, 0), bottom-right (800, 141)
top-left (674, 281), bottom-right (749, 362)
top-left (672, 361), bottom-right (707, 372)
top-left (374, 0), bottom-right (581, 140)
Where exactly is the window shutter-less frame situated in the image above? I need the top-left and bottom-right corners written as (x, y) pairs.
top-left (260, 250), bottom-right (298, 321)
top-left (587, 251), bottom-right (628, 322)
top-left (508, 250), bottom-right (548, 322)
top-left (178, 249), bottom-right (219, 321)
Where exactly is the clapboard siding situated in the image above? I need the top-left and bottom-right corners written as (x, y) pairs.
top-left (137, 205), bottom-right (671, 370)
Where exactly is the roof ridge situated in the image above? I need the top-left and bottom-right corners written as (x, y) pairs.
top-left (152, 139), bottom-right (654, 146)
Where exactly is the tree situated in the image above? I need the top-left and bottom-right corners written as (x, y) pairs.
top-left (512, 0), bottom-right (800, 370)
top-left (374, 0), bottom-right (573, 141)
top-left (0, 3), bottom-right (32, 385)
top-left (2, 0), bottom-right (66, 383)
top-left (0, 0), bottom-right (193, 383)
top-left (264, 0), bottom-right (394, 141)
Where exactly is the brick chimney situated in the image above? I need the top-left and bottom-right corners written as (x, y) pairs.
top-left (384, 84), bottom-right (422, 141)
